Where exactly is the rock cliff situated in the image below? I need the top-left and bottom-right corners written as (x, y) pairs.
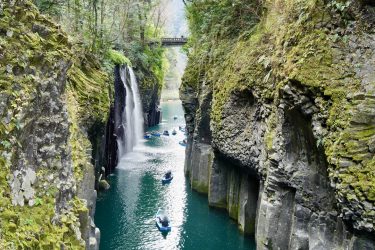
top-left (138, 70), bottom-right (162, 128)
top-left (132, 50), bottom-right (164, 129)
top-left (140, 80), bottom-right (162, 128)
top-left (0, 1), bottom-right (110, 248)
top-left (181, 0), bottom-right (375, 249)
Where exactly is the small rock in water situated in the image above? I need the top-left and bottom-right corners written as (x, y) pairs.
top-left (89, 237), bottom-right (97, 249)
top-left (99, 180), bottom-right (110, 190)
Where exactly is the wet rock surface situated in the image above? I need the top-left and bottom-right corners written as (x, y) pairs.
top-left (142, 81), bottom-right (162, 128)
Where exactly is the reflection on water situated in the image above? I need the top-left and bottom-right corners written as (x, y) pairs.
top-left (95, 100), bottom-right (256, 250)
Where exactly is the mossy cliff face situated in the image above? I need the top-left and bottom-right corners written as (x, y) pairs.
top-left (181, 0), bottom-right (375, 248)
top-left (0, 1), bottom-right (109, 248)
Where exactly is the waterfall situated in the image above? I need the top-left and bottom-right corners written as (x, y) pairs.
top-left (117, 66), bottom-right (144, 158)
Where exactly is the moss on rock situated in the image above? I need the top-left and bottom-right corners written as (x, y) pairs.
top-left (107, 49), bottom-right (132, 66)
top-left (0, 1), bottom-right (110, 248)
top-left (182, 0), bottom-right (375, 236)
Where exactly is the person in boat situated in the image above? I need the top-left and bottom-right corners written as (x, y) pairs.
top-left (165, 171), bottom-right (172, 179)
top-left (160, 215), bottom-right (169, 227)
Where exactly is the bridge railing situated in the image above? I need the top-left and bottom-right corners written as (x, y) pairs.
top-left (148, 37), bottom-right (188, 46)
top-left (161, 37), bottom-right (187, 42)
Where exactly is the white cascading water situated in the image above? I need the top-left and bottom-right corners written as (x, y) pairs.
top-left (117, 66), bottom-right (144, 158)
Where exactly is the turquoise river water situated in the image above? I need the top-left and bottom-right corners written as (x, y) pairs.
top-left (95, 100), bottom-right (256, 250)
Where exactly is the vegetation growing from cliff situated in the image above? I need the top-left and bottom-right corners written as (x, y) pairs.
top-left (183, 0), bottom-right (375, 234)
top-left (107, 49), bottom-right (132, 66)
top-left (33, 0), bottom-right (168, 94)
top-left (0, 1), bottom-right (111, 248)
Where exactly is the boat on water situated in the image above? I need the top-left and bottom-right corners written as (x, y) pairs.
top-left (144, 133), bottom-right (151, 139)
top-left (172, 129), bottom-right (177, 135)
top-left (151, 131), bottom-right (161, 137)
top-left (155, 209), bottom-right (171, 232)
top-left (179, 139), bottom-right (187, 147)
top-left (178, 126), bottom-right (186, 132)
top-left (163, 130), bottom-right (169, 136)
top-left (162, 171), bottom-right (173, 184)
top-left (173, 115), bottom-right (178, 120)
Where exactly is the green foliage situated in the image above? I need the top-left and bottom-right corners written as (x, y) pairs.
top-left (33, 0), bottom-right (168, 108)
top-left (328, 0), bottom-right (352, 12)
top-left (144, 46), bottom-right (167, 87)
top-left (122, 40), bottom-right (166, 94)
top-left (107, 49), bottom-right (132, 66)
top-left (33, 0), bottom-right (165, 58)
top-left (34, 0), bottom-right (61, 15)
top-left (1, 140), bottom-right (11, 149)
top-left (186, 0), bottom-right (261, 43)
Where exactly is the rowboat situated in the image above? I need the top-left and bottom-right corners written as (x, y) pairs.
top-left (155, 209), bottom-right (171, 232)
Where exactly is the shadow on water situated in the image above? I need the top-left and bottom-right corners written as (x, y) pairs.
top-left (161, 231), bottom-right (169, 239)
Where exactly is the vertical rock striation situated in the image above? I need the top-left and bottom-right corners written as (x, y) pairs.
top-left (0, 1), bottom-right (110, 248)
top-left (142, 81), bottom-right (162, 128)
top-left (100, 65), bottom-right (126, 176)
top-left (137, 67), bottom-right (163, 129)
top-left (181, 0), bottom-right (375, 249)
